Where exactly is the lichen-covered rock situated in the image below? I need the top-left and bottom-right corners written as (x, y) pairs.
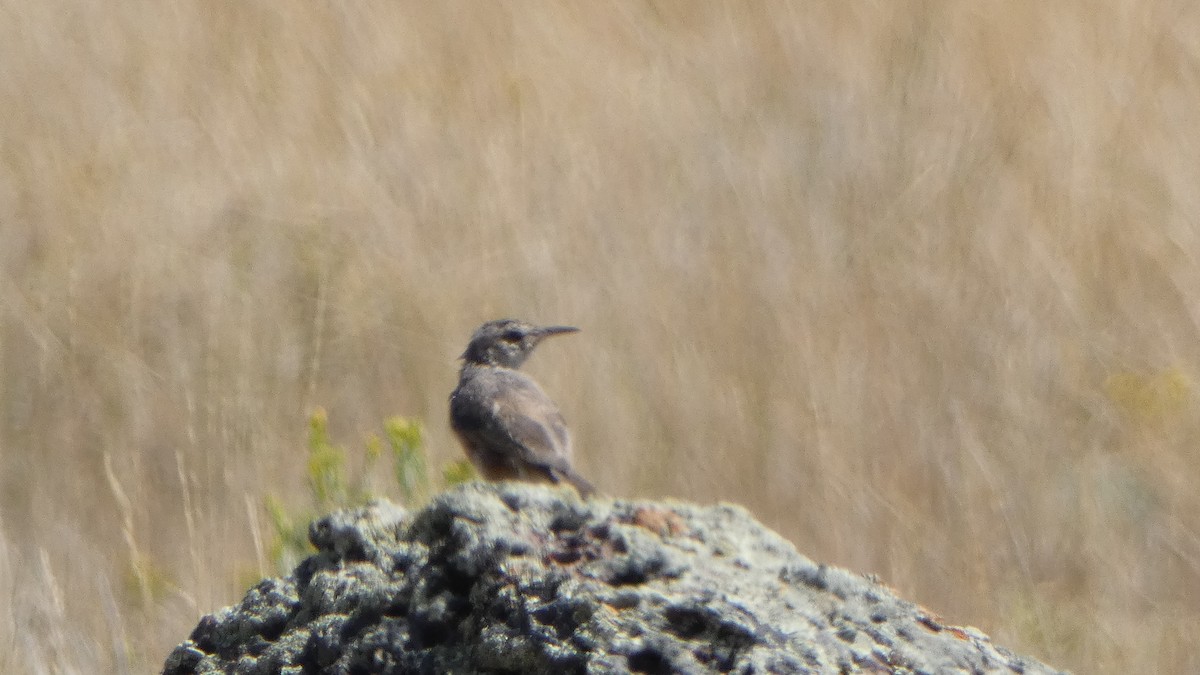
top-left (163, 483), bottom-right (1063, 674)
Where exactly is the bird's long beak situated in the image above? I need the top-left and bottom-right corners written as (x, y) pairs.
top-left (535, 325), bottom-right (580, 338)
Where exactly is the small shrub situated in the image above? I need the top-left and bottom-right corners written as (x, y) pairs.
top-left (263, 407), bottom-right (473, 572)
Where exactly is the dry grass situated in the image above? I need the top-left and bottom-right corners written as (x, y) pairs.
top-left (2, 1), bottom-right (1199, 672)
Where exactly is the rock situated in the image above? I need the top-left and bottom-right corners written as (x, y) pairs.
top-left (163, 483), bottom-right (1064, 674)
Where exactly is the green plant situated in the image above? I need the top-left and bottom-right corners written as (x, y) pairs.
top-left (442, 459), bottom-right (476, 487)
top-left (385, 416), bottom-right (428, 502)
top-left (305, 407), bottom-right (352, 510)
top-left (1104, 368), bottom-right (1190, 426)
top-left (263, 408), bottom-right (473, 572)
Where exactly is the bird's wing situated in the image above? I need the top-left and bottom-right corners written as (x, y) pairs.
top-left (487, 373), bottom-right (574, 472)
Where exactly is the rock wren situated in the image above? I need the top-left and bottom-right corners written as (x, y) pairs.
top-left (450, 318), bottom-right (595, 497)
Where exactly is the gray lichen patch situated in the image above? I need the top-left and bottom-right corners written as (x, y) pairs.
top-left (163, 483), bottom-right (1064, 675)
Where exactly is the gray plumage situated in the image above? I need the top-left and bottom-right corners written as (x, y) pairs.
top-left (449, 319), bottom-right (595, 497)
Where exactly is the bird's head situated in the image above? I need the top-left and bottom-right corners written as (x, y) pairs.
top-left (460, 318), bottom-right (579, 369)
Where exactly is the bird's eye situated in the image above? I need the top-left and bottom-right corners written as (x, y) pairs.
top-left (502, 330), bottom-right (523, 342)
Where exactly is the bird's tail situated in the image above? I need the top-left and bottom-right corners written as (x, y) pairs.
top-left (555, 468), bottom-right (596, 498)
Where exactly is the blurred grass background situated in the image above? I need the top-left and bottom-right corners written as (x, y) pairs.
top-left (2, 1), bottom-right (1199, 672)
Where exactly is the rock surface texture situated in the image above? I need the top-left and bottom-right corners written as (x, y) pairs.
top-left (163, 483), bottom-right (1063, 674)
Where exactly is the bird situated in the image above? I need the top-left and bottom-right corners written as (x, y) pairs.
top-left (449, 318), bottom-right (595, 497)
